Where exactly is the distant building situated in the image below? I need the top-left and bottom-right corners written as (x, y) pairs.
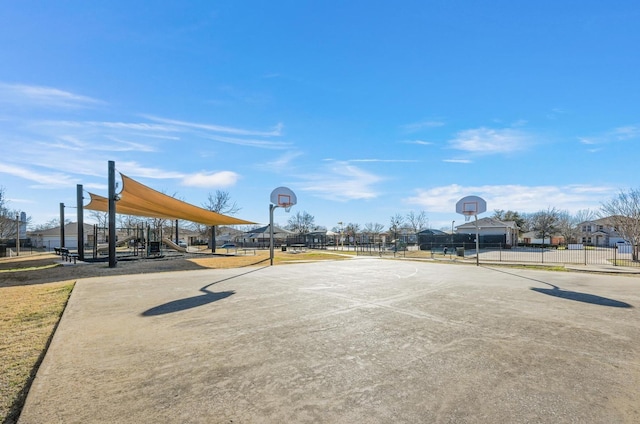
top-left (520, 231), bottom-right (564, 246)
top-left (28, 222), bottom-right (95, 250)
top-left (576, 217), bottom-right (626, 247)
top-left (455, 217), bottom-right (519, 246)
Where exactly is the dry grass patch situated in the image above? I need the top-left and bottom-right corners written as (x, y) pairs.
top-left (188, 249), bottom-right (349, 269)
top-left (0, 280), bottom-right (75, 424)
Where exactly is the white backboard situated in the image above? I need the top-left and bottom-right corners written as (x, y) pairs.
top-left (270, 186), bottom-right (297, 207)
top-left (456, 195), bottom-right (487, 216)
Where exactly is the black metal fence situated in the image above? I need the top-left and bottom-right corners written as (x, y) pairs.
top-left (349, 242), bottom-right (640, 268)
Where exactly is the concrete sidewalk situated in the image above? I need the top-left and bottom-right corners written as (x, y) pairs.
top-left (19, 259), bottom-right (640, 423)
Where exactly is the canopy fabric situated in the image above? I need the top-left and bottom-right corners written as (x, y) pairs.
top-left (85, 173), bottom-right (255, 226)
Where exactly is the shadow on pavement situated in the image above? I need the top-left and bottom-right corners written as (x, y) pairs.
top-left (530, 287), bottom-right (632, 308)
top-left (141, 267), bottom-right (268, 316)
top-left (484, 266), bottom-right (633, 308)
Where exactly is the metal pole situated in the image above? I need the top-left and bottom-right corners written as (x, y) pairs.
top-left (60, 203), bottom-right (65, 248)
top-left (475, 214), bottom-right (479, 266)
top-left (108, 160), bottom-right (117, 268)
top-left (269, 204), bottom-right (277, 265)
top-left (16, 214), bottom-right (20, 256)
top-left (77, 184), bottom-right (84, 261)
top-left (175, 219), bottom-right (179, 244)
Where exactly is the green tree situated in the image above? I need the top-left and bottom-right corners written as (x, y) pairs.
top-left (530, 207), bottom-right (560, 246)
top-left (492, 209), bottom-right (526, 231)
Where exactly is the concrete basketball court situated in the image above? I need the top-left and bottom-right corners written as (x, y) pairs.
top-left (19, 259), bottom-right (640, 423)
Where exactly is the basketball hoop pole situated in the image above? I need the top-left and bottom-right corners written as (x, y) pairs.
top-left (269, 203), bottom-right (276, 266)
top-left (474, 214), bottom-right (479, 266)
top-left (456, 195), bottom-right (487, 267)
top-left (269, 186), bottom-right (297, 266)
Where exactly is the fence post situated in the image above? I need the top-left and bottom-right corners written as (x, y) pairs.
top-left (584, 245), bottom-right (587, 265)
top-left (541, 246), bottom-right (544, 264)
top-left (614, 245), bottom-right (617, 266)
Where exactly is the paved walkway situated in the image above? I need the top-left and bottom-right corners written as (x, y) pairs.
top-left (19, 259), bottom-right (640, 423)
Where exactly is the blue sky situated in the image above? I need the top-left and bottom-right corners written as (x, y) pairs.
top-left (1, 1), bottom-right (639, 231)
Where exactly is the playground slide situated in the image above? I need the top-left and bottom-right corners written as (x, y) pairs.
top-left (162, 238), bottom-right (187, 253)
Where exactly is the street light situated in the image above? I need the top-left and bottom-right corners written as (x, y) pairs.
top-left (451, 220), bottom-right (455, 249)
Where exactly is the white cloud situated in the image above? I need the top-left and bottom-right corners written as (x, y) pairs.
top-left (203, 133), bottom-right (291, 149)
top-left (402, 140), bottom-right (434, 145)
top-left (405, 183), bottom-right (615, 214)
top-left (612, 125), bottom-right (640, 140)
top-left (348, 159), bottom-right (419, 163)
top-left (117, 162), bottom-right (185, 180)
top-left (448, 127), bottom-right (531, 154)
top-left (443, 159), bottom-right (472, 164)
top-left (0, 162), bottom-right (78, 188)
top-left (298, 162), bottom-right (383, 201)
top-left (264, 151), bottom-right (304, 171)
top-left (182, 171), bottom-right (239, 187)
top-left (579, 124), bottom-right (640, 147)
top-left (402, 119), bottom-right (445, 132)
top-left (145, 115), bottom-right (283, 137)
top-left (0, 83), bottom-right (103, 109)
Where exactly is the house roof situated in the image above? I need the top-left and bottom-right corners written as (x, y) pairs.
top-left (416, 228), bottom-right (448, 236)
top-left (29, 222), bottom-right (95, 237)
top-left (245, 224), bottom-right (292, 236)
top-left (85, 173), bottom-right (255, 226)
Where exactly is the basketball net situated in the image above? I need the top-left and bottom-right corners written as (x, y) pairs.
top-left (283, 204), bottom-right (292, 213)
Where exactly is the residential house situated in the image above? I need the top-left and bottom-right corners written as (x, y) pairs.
top-left (28, 222), bottom-right (96, 250)
top-left (455, 217), bottom-right (519, 246)
top-left (576, 217), bottom-right (626, 247)
top-left (520, 231), bottom-right (564, 246)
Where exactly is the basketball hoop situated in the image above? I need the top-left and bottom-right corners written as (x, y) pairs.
top-left (269, 186), bottom-right (298, 266)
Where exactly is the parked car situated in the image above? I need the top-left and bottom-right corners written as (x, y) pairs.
top-left (220, 243), bottom-right (236, 249)
top-left (178, 240), bottom-right (188, 248)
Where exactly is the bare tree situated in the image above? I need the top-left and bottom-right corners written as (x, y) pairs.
top-left (199, 190), bottom-right (242, 245)
top-left (556, 210), bottom-right (576, 245)
top-left (204, 190), bottom-right (240, 215)
top-left (574, 209), bottom-right (597, 224)
top-left (89, 210), bottom-right (108, 229)
top-left (287, 211), bottom-right (316, 234)
top-left (117, 214), bottom-right (145, 236)
top-left (530, 207), bottom-right (560, 246)
top-left (389, 214), bottom-right (404, 242)
top-left (364, 222), bottom-right (385, 244)
top-left (601, 188), bottom-right (640, 261)
top-left (344, 222), bottom-right (361, 244)
top-left (0, 187), bottom-right (29, 239)
top-left (406, 211), bottom-right (428, 233)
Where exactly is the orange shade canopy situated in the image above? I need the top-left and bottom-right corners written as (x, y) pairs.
top-left (85, 174), bottom-right (255, 226)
